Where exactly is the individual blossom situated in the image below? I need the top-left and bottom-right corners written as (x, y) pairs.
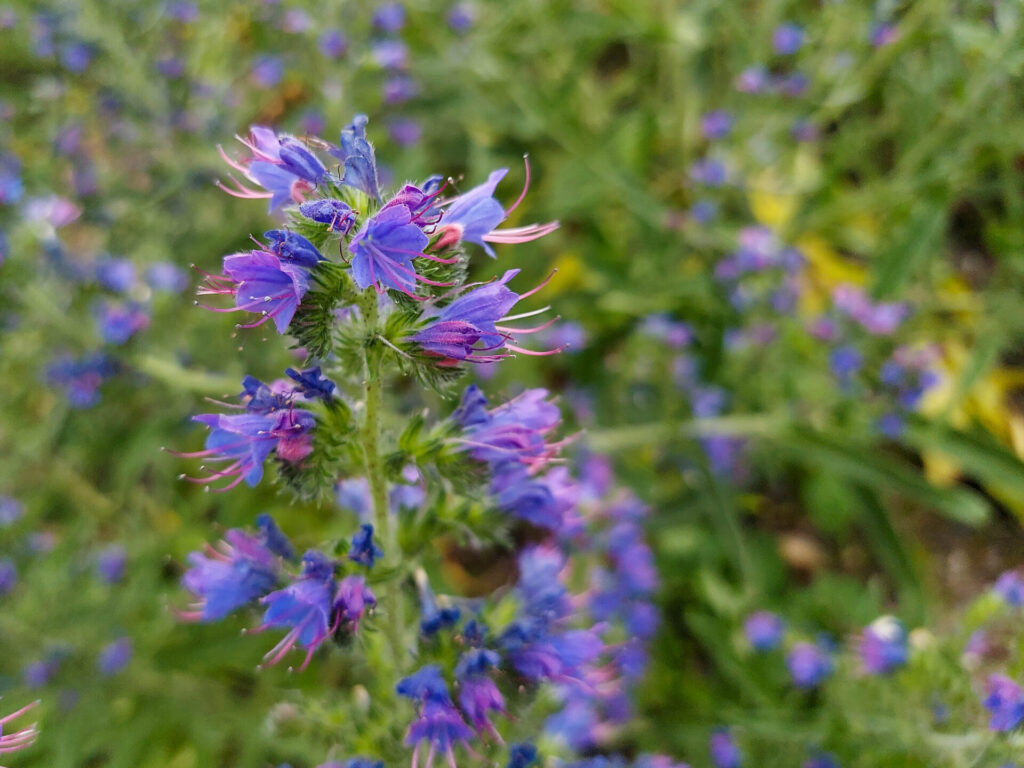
top-left (251, 55), bottom-right (284, 88)
top-left (507, 744), bottom-right (537, 768)
top-left (95, 544), bottom-right (127, 583)
top-left (451, 385), bottom-right (561, 469)
top-left (334, 574), bottom-right (377, 633)
top-left (217, 125), bottom-right (327, 211)
top-left (773, 23), bottom-right (804, 54)
top-left (180, 528), bottom-right (281, 621)
top-left (256, 550), bottom-right (336, 671)
top-left (0, 700), bottom-right (39, 758)
top-left (448, 3), bottom-right (475, 32)
top-left (348, 524), bottom-right (384, 568)
top-left (197, 235), bottom-right (323, 333)
top-left (787, 642), bottom-right (834, 689)
top-left (701, 110), bottom-right (733, 140)
top-left (983, 675), bottom-right (1024, 731)
top-left (97, 638), bottom-right (133, 676)
top-left (0, 559), bottom-right (17, 595)
top-left (455, 648), bottom-right (506, 737)
top-left (328, 114), bottom-right (381, 200)
top-left (410, 269), bottom-right (561, 363)
top-left (995, 569), bottom-right (1024, 606)
top-left (417, 571), bottom-right (461, 636)
top-left (347, 204), bottom-right (435, 295)
top-left (372, 2), bottom-right (405, 32)
top-left (710, 728), bottom-right (742, 768)
top-left (396, 665), bottom-right (474, 768)
top-left (744, 611), bottom-right (784, 651)
top-left (803, 752), bottom-right (839, 768)
top-left (319, 29), bottom-right (348, 58)
top-left (858, 616), bottom-right (908, 675)
top-left (435, 165), bottom-right (559, 258)
top-left (0, 497), bottom-right (23, 527)
top-left (95, 301), bottom-right (150, 345)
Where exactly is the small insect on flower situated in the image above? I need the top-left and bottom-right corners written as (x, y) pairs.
top-left (0, 700), bottom-right (39, 762)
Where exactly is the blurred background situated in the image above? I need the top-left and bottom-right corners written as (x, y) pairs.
top-left (3, 0), bottom-right (1024, 766)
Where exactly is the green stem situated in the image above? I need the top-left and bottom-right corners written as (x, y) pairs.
top-left (359, 289), bottom-right (405, 669)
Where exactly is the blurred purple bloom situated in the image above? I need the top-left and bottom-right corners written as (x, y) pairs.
top-left (984, 675), bottom-right (1024, 731)
top-left (870, 22), bottom-right (900, 47)
top-left (745, 611), bottom-right (784, 651)
top-left (319, 29), bottom-right (348, 58)
top-left (773, 23), bottom-right (804, 55)
top-left (858, 616), bottom-right (908, 675)
top-left (372, 39), bottom-right (408, 69)
top-left (710, 728), bottom-right (742, 768)
top-left (701, 110), bottom-right (733, 140)
top-left (383, 75), bottom-right (420, 104)
top-left (0, 558), bottom-right (16, 594)
top-left (735, 66), bottom-right (768, 93)
top-left (181, 529), bottom-right (279, 621)
top-left (146, 262), bottom-right (187, 293)
top-left (98, 638), bottom-right (133, 675)
top-left (448, 3), bottom-right (475, 32)
top-left (251, 56), bottom-right (284, 87)
top-left (787, 642), bottom-right (833, 688)
top-left (690, 158), bottom-right (728, 186)
top-left (389, 118), bottom-right (422, 146)
top-left (96, 545), bottom-right (127, 583)
top-left (96, 258), bottom-right (136, 293)
top-left (373, 2), bottom-right (405, 32)
top-left (691, 199), bottom-right (718, 223)
top-left (0, 497), bottom-right (23, 526)
top-left (995, 569), bottom-right (1024, 606)
top-left (95, 302), bottom-right (149, 345)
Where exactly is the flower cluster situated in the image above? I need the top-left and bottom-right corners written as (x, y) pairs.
top-left (169, 112), bottom-right (684, 768)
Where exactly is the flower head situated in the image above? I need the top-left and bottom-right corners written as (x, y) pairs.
top-left (348, 524), bottom-right (384, 568)
top-left (858, 616), bottom-right (908, 675)
top-left (217, 126), bottom-right (327, 211)
top-left (257, 550), bottom-right (336, 671)
top-left (180, 529), bottom-right (280, 621)
top-left (710, 728), bottom-right (742, 768)
top-left (437, 165), bottom-right (558, 258)
top-left (786, 642), bottom-right (833, 689)
top-left (348, 204), bottom-right (431, 295)
top-left (397, 666), bottom-right (474, 766)
top-left (744, 611), bottom-right (784, 651)
top-left (984, 674), bottom-right (1024, 731)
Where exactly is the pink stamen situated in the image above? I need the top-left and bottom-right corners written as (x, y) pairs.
top-left (483, 221), bottom-right (560, 244)
top-left (496, 316), bottom-right (560, 335)
top-left (518, 269), bottom-right (557, 300)
top-left (505, 344), bottom-right (565, 357)
top-left (505, 154), bottom-right (531, 216)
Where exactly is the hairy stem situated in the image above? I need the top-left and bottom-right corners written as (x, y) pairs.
top-left (359, 288), bottom-right (405, 669)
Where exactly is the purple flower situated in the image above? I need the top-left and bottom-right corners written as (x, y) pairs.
top-left (251, 56), bottom-right (284, 87)
top-left (98, 638), bottom-right (133, 675)
top-left (284, 366), bottom-right (336, 401)
top-left (876, 412), bottom-right (905, 439)
top-left (373, 2), bottom-right (405, 32)
top-left (0, 558), bottom-right (17, 594)
top-left (744, 611), bottom-right (784, 651)
top-left (0, 701), bottom-right (38, 757)
top-left (701, 111), bottom-right (733, 140)
top-left (455, 648), bottom-right (506, 736)
top-left (319, 29), bottom-right (348, 58)
top-left (690, 158), bottom-right (727, 186)
top-left (735, 66), bottom-right (768, 93)
top-left (448, 3), bottom-right (475, 32)
top-left (858, 616), bottom-right (908, 675)
top-left (397, 665), bottom-right (474, 764)
top-left (710, 728), bottom-right (742, 768)
top-left (60, 42), bottom-right (95, 73)
top-left (46, 353), bottom-right (116, 408)
top-left (166, 1), bottom-right (198, 21)
top-left (984, 675), bottom-right (1024, 731)
top-left (95, 258), bottom-right (136, 293)
top-left (870, 22), bottom-right (900, 47)
top-left (507, 744), bottom-right (537, 768)
top-left (412, 270), bottom-right (560, 363)
top-left (383, 74), bottom-right (420, 105)
top-left (995, 569), bottom-right (1024, 606)
top-left (218, 126), bottom-right (327, 211)
top-left (283, 8), bottom-right (312, 32)
top-left (256, 514), bottom-right (297, 561)
top-left (96, 545), bottom-right (127, 583)
top-left (300, 199), bottom-right (356, 233)
top-left (146, 262), bottom-right (187, 293)
top-left (23, 658), bottom-right (59, 688)
top-left (348, 204), bottom-right (435, 294)
top-left (787, 642), bottom-right (833, 688)
top-left (180, 529), bottom-right (280, 621)
top-left (452, 385), bottom-right (560, 469)
top-left (183, 408), bottom-right (313, 489)
top-left (803, 753), bottom-right (839, 768)
top-left (437, 167), bottom-right (559, 257)
top-left (0, 497), bottom-right (23, 526)
top-left (773, 23), bottom-right (804, 55)
top-left (334, 574), bottom-right (376, 632)
top-left (389, 118), bottom-right (422, 147)
top-left (691, 199), bottom-right (717, 223)
top-left (257, 550), bottom-right (336, 671)
top-left (417, 572), bottom-right (461, 636)
top-left (198, 245), bottom-right (318, 333)
top-left (829, 346), bottom-right (862, 382)
top-left (348, 524), bottom-right (384, 568)
top-left (372, 39), bottom-right (408, 69)
top-left (95, 301), bottom-right (149, 345)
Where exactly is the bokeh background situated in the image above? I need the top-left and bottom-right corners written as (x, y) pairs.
top-left (3, 0), bottom-right (1024, 766)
